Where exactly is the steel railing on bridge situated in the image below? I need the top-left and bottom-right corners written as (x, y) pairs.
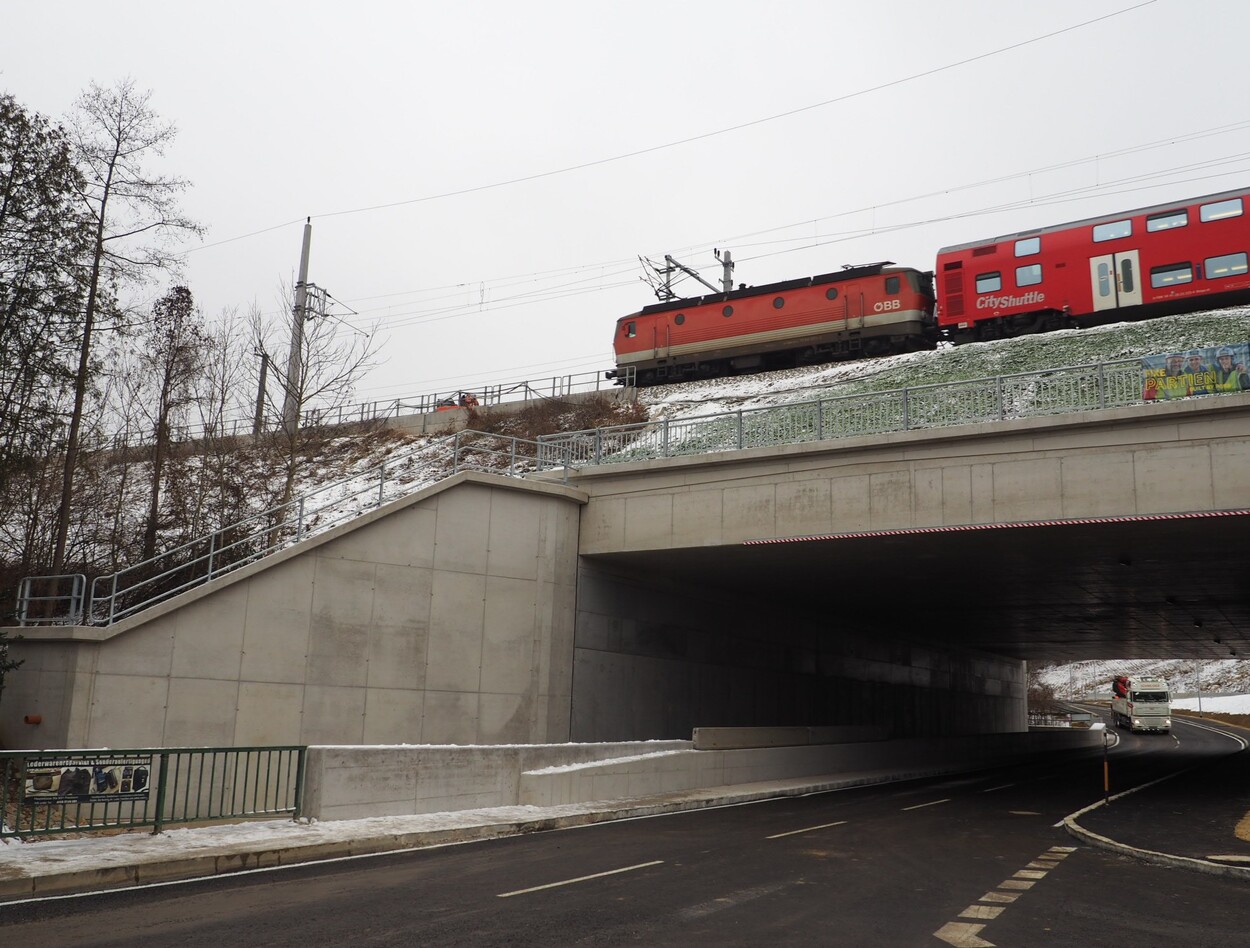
top-left (15, 354), bottom-right (1237, 628)
top-left (535, 357), bottom-right (1152, 465)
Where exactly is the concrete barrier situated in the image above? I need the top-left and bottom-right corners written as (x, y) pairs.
top-left (301, 741), bottom-right (690, 820)
top-left (692, 725), bottom-right (889, 749)
top-left (301, 730), bottom-right (1104, 821)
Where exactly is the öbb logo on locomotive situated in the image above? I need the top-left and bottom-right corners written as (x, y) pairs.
top-left (610, 187), bottom-right (1250, 387)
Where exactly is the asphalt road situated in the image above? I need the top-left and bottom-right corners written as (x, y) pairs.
top-left (3, 715), bottom-right (1247, 946)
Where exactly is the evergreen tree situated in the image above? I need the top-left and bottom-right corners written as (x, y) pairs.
top-left (0, 94), bottom-right (91, 509)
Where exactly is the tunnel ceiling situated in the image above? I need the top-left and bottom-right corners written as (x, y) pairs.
top-left (586, 511), bottom-right (1250, 663)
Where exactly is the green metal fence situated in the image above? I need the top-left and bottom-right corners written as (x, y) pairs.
top-left (0, 746), bottom-right (306, 838)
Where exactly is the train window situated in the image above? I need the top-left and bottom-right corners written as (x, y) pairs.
top-left (722, 305), bottom-right (734, 317)
top-left (1147, 210), bottom-right (1188, 232)
top-left (1204, 251), bottom-right (1249, 278)
top-left (1120, 258), bottom-right (1135, 294)
top-left (624, 321), bottom-right (636, 337)
top-left (1015, 237), bottom-right (1040, 257)
top-left (884, 276), bottom-right (900, 294)
top-left (1093, 219), bottom-right (1132, 242)
top-left (1200, 198), bottom-right (1243, 222)
top-left (975, 272), bottom-right (1002, 293)
top-left (1016, 264), bottom-right (1042, 287)
top-left (1096, 262), bottom-right (1113, 298)
top-left (773, 297), bottom-right (785, 309)
top-left (825, 287), bottom-right (839, 300)
top-left (1150, 262), bottom-right (1193, 288)
top-left (674, 313), bottom-right (685, 325)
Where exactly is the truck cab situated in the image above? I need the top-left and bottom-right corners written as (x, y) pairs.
top-left (1110, 675), bottom-right (1171, 733)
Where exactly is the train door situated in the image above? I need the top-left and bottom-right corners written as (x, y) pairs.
top-left (652, 315), bottom-right (672, 359)
top-left (1089, 250), bottom-right (1142, 312)
top-left (850, 288), bottom-right (864, 331)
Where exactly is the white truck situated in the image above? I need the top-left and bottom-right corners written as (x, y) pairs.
top-left (1110, 675), bottom-right (1172, 733)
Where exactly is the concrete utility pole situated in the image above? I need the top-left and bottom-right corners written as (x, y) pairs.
top-left (282, 218), bottom-right (313, 436)
top-left (252, 349), bottom-right (270, 434)
top-left (1197, 660), bottom-right (1203, 717)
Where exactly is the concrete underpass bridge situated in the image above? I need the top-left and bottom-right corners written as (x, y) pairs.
top-left (5, 391), bottom-right (1249, 752)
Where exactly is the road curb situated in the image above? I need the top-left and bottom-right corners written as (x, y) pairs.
top-left (1062, 816), bottom-right (1250, 881)
top-left (0, 766), bottom-right (967, 902)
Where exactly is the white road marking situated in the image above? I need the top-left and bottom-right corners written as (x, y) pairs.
top-left (998, 879), bottom-right (1035, 890)
top-left (1009, 810), bottom-right (1041, 816)
top-left (678, 882), bottom-right (787, 919)
top-left (1208, 854), bottom-right (1250, 863)
top-left (981, 784), bottom-right (1014, 793)
top-left (933, 921), bottom-right (995, 946)
top-left (497, 860), bottom-right (664, 898)
top-left (936, 847), bottom-right (1068, 945)
top-left (902, 798), bottom-right (950, 811)
top-left (959, 904), bottom-right (1006, 920)
top-left (766, 819), bottom-right (847, 839)
top-left (978, 891), bottom-right (1019, 904)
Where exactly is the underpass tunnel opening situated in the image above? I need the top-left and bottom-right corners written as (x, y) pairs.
top-left (571, 553), bottom-right (1026, 743)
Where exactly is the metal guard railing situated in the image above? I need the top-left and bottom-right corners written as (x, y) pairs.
top-left (18, 430), bottom-right (571, 628)
top-left (535, 358), bottom-right (1152, 466)
top-left (106, 367), bottom-right (635, 450)
top-left (1, 745), bottom-right (305, 837)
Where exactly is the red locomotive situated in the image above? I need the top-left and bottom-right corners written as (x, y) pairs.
top-left (610, 187), bottom-right (1250, 385)
top-left (607, 262), bottom-right (937, 386)
top-left (936, 187), bottom-right (1250, 341)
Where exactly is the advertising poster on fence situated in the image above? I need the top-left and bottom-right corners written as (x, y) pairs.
top-left (1141, 343), bottom-right (1250, 400)
top-left (22, 755), bottom-right (154, 803)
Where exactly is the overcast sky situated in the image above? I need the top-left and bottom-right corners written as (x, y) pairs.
top-left (5, 0), bottom-right (1250, 408)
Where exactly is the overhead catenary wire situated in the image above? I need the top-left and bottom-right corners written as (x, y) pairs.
top-left (178, 2), bottom-right (1159, 258)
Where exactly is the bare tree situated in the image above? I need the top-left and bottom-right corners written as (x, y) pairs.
top-left (251, 283), bottom-right (381, 520)
top-left (52, 80), bottom-right (203, 573)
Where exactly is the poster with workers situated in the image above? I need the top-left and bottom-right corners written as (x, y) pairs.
top-left (1141, 343), bottom-right (1250, 400)
top-left (22, 754), bottom-right (154, 803)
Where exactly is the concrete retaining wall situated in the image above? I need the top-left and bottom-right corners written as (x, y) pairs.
top-left (3, 473), bottom-right (587, 751)
top-left (573, 558), bottom-right (1027, 742)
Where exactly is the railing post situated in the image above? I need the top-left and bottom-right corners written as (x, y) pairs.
top-left (208, 531), bottom-right (217, 580)
top-left (595, 430), bottom-right (602, 465)
top-left (817, 399), bottom-right (824, 440)
top-left (1098, 362), bottom-right (1107, 409)
top-left (109, 573), bottom-right (119, 626)
top-left (292, 747), bottom-right (307, 821)
top-left (902, 388), bottom-right (910, 430)
top-left (153, 752), bottom-right (171, 834)
top-left (662, 418), bottom-right (671, 457)
top-left (297, 498), bottom-right (305, 540)
top-left (737, 411), bottom-right (744, 449)
top-left (996, 377), bottom-right (1005, 419)
top-left (511, 437), bottom-right (518, 475)
top-left (378, 464), bottom-right (386, 506)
